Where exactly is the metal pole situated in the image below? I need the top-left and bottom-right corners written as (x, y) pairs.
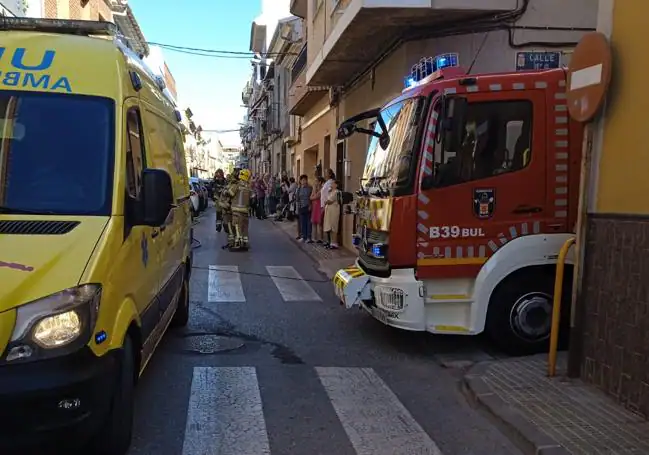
top-left (567, 121), bottom-right (594, 378)
top-left (549, 237), bottom-right (576, 377)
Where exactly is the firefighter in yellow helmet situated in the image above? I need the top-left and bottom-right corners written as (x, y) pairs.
top-left (228, 168), bottom-right (252, 250)
top-left (221, 169), bottom-right (240, 248)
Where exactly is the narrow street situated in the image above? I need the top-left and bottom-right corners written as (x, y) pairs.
top-left (127, 206), bottom-right (521, 455)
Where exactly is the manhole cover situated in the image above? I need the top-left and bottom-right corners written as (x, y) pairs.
top-left (183, 335), bottom-right (245, 354)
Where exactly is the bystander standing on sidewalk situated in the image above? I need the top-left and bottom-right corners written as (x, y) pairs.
top-left (287, 177), bottom-right (299, 237)
top-left (310, 176), bottom-right (325, 243)
top-left (263, 173), bottom-right (271, 216)
top-left (254, 175), bottom-right (266, 219)
top-left (268, 175), bottom-right (279, 215)
top-left (296, 174), bottom-right (312, 242)
top-left (320, 168), bottom-right (335, 220)
top-left (323, 179), bottom-right (341, 249)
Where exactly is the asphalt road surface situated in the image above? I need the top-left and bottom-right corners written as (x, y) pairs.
top-left (128, 206), bottom-right (522, 455)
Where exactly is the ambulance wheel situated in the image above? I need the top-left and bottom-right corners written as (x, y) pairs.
top-left (90, 335), bottom-right (135, 455)
top-left (172, 275), bottom-right (190, 328)
top-left (485, 266), bottom-right (571, 356)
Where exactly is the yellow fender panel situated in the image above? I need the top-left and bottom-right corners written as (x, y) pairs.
top-left (89, 297), bottom-right (140, 357)
top-left (333, 265), bottom-right (371, 309)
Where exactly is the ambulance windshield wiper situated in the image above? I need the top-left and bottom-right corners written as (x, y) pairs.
top-left (0, 205), bottom-right (55, 215)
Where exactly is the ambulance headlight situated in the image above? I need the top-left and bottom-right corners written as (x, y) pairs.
top-left (4, 284), bottom-right (101, 363)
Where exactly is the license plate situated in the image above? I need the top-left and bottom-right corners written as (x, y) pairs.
top-left (371, 307), bottom-right (388, 324)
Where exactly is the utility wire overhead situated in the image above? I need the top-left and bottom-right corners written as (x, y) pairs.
top-left (147, 41), bottom-right (362, 62)
top-left (148, 41), bottom-right (299, 57)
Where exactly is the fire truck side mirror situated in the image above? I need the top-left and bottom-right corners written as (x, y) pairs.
top-left (337, 122), bottom-right (355, 139)
top-left (444, 97), bottom-right (468, 156)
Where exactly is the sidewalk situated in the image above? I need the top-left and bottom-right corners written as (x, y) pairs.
top-left (271, 217), bottom-right (356, 279)
top-left (463, 353), bottom-right (649, 454)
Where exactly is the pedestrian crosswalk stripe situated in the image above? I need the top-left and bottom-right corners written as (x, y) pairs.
top-left (208, 265), bottom-right (246, 302)
top-left (265, 265), bottom-right (322, 301)
top-left (182, 367), bottom-right (271, 455)
top-left (316, 367), bottom-right (443, 455)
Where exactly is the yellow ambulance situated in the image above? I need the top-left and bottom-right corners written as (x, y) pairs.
top-left (0, 18), bottom-right (192, 454)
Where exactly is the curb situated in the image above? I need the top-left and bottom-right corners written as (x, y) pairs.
top-left (462, 362), bottom-right (569, 455)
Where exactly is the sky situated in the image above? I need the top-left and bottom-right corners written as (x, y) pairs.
top-left (129, 0), bottom-right (290, 148)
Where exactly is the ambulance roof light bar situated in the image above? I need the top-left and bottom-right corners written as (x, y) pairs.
top-left (0, 17), bottom-right (119, 36)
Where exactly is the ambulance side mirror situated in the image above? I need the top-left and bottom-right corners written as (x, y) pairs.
top-left (443, 96), bottom-right (468, 155)
top-left (141, 168), bottom-right (174, 227)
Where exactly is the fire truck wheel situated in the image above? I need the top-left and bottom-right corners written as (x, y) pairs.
top-left (486, 267), bottom-right (571, 356)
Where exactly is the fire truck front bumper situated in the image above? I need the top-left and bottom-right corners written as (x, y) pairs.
top-left (333, 266), bottom-right (426, 331)
top-left (333, 265), bottom-right (371, 309)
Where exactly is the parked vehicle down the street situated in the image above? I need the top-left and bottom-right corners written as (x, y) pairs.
top-left (189, 184), bottom-right (200, 216)
top-left (189, 177), bottom-right (208, 211)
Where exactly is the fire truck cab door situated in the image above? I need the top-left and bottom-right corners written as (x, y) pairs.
top-left (417, 89), bottom-right (547, 276)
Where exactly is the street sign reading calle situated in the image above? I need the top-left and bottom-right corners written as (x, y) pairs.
top-left (515, 51), bottom-right (562, 71)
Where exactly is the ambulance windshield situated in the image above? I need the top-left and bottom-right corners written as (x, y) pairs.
top-left (0, 91), bottom-right (114, 216)
top-left (362, 97), bottom-right (423, 192)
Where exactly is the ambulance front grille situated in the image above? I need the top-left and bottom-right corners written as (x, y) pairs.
top-left (0, 220), bottom-right (80, 235)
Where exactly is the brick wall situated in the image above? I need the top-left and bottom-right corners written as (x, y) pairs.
top-left (43, 0), bottom-right (112, 20)
top-left (43, 0), bottom-right (57, 17)
top-left (579, 214), bottom-right (649, 417)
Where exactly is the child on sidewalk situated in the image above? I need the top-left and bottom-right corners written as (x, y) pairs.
top-left (323, 180), bottom-right (341, 249)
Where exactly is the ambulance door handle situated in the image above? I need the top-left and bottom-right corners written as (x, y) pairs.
top-left (151, 229), bottom-right (160, 238)
top-left (512, 205), bottom-right (542, 214)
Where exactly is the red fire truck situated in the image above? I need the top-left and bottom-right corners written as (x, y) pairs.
top-left (333, 56), bottom-right (579, 355)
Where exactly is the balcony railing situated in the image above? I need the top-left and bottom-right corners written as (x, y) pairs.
top-left (291, 45), bottom-right (307, 83)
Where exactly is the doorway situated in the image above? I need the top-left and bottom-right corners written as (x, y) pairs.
top-left (336, 140), bottom-right (345, 190)
top-left (323, 134), bottom-right (331, 173)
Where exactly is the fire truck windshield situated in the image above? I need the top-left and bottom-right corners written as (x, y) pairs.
top-left (362, 97), bottom-right (423, 192)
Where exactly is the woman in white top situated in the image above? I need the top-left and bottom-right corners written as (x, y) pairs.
top-left (323, 179), bottom-right (341, 249)
top-left (320, 168), bottom-right (335, 219)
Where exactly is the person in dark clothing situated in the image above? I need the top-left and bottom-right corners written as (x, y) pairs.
top-left (296, 174), bottom-right (313, 242)
top-left (253, 175), bottom-right (267, 219)
top-left (213, 169), bottom-right (227, 232)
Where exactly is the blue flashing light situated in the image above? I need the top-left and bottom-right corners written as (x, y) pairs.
top-left (404, 53), bottom-right (460, 88)
top-left (435, 53), bottom-right (459, 70)
top-left (95, 331), bottom-right (108, 345)
top-left (404, 76), bottom-right (417, 89)
top-left (372, 243), bottom-right (387, 259)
